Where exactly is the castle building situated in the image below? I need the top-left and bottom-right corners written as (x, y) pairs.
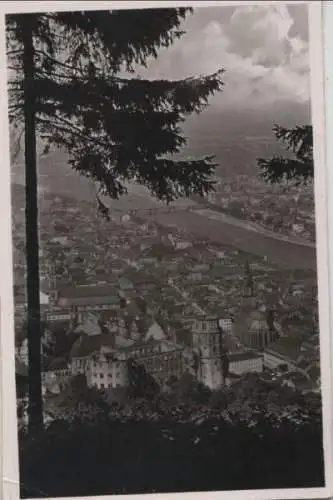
top-left (86, 351), bottom-right (129, 390)
top-left (68, 308), bottom-right (268, 394)
top-left (126, 338), bottom-right (191, 384)
top-left (41, 362), bottom-right (71, 395)
top-left (219, 318), bottom-right (233, 335)
top-left (191, 316), bottom-right (226, 390)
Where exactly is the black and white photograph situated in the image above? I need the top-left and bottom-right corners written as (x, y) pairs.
top-left (1, 1), bottom-right (332, 499)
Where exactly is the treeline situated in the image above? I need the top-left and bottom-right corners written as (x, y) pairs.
top-left (19, 408), bottom-right (324, 497)
top-left (18, 372), bottom-right (324, 497)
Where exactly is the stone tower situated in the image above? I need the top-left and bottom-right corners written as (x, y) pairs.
top-left (191, 316), bottom-right (224, 390)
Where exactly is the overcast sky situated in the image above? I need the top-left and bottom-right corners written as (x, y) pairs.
top-left (138, 4), bottom-right (310, 112)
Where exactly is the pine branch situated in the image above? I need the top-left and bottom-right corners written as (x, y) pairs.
top-left (257, 124), bottom-right (314, 185)
top-left (257, 156), bottom-right (313, 185)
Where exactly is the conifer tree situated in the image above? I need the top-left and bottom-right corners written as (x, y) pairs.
top-left (7, 8), bottom-right (224, 430)
top-left (257, 124), bottom-right (313, 184)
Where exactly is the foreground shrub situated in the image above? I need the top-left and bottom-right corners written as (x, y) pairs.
top-left (19, 409), bottom-right (325, 498)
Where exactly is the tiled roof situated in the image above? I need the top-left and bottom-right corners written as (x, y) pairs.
top-left (46, 357), bottom-right (69, 371)
top-left (229, 351), bottom-right (262, 362)
top-left (70, 333), bottom-right (116, 358)
top-left (265, 337), bottom-right (303, 363)
top-left (59, 295), bottom-right (120, 307)
top-left (118, 277), bottom-right (134, 290)
top-left (58, 284), bottom-right (119, 299)
top-left (75, 313), bottom-right (101, 337)
top-left (223, 335), bottom-right (244, 353)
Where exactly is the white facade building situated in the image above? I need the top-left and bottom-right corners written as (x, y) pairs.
top-left (86, 351), bottom-right (129, 390)
top-left (228, 351), bottom-right (263, 376)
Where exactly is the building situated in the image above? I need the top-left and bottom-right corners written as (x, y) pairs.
top-left (125, 338), bottom-right (194, 385)
top-left (219, 318), bottom-right (233, 335)
top-left (191, 316), bottom-right (225, 390)
top-left (14, 294), bottom-right (26, 325)
top-left (86, 351), bottom-right (129, 390)
top-left (70, 315), bottom-right (193, 390)
top-left (145, 321), bottom-right (166, 342)
top-left (234, 308), bottom-right (279, 350)
top-left (70, 332), bottom-right (116, 375)
top-left (243, 260), bottom-right (255, 299)
top-left (175, 240), bottom-right (192, 250)
top-left (228, 351), bottom-right (263, 376)
top-left (68, 310), bottom-right (267, 393)
top-left (74, 313), bottom-right (101, 337)
top-left (54, 284), bottom-right (121, 322)
top-left (44, 307), bottom-right (73, 323)
top-left (118, 277), bottom-right (136, 303)
top-left (41, 363), bottom-right (71, 395)
top-left (16, 329), bottom-right (53, 366)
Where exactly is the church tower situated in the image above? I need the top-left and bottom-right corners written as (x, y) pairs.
top-left (130, 318), bottom-right (141, 341)
top-left (243, 260), bottom-right (254, 298)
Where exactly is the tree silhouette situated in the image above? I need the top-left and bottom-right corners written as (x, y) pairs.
top-left (7, 9), bottom-right (225, 430)
top-left (257, 124), bottom-right (313, 184)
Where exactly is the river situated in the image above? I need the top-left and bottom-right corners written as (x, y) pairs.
top-left (141, 208), bottom-right (317, 272)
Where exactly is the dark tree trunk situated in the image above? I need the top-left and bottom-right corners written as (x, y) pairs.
top-left (22, 16), bottom-right (43, 431)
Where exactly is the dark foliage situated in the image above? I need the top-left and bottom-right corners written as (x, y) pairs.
top-left (19, 412), bottom-right (325, 498)
top-left (127, 358), bottom-right (160, 400)
top-left (257, 124), bottom-right (313, 184)
top-left (164, 371), bottom-right (212, 404)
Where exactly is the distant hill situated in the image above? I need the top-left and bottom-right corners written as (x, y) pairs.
top-left (181, 101), bottom-right (311, 178)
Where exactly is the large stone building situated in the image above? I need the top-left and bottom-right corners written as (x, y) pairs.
top-left (49, 284), bottom-right (122, 323)
top-left (68, 311), bottom-right (265, 393)
top-left (86, 350), bottom-right (129, 390)
top-left (68, 314), bottom-right (228, 392)
top-left (227, 351), bottom-right (263, 377)
top-left (191, 316), bottom-right (227, 390)
top-left (123, 338), bottom-right (194, 385)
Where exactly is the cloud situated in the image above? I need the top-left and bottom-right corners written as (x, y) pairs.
top-left (225, 5), bottom-right (294, 65)
top-left (138, 5), bottom-right (310, 110)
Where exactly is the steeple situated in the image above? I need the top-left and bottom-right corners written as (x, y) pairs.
top-left (266, 307), bottom-right (275, 332)
top-left (243, 260), bottom-right (254, 298)
top-left (131, 319), bottom-right (140, 341)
